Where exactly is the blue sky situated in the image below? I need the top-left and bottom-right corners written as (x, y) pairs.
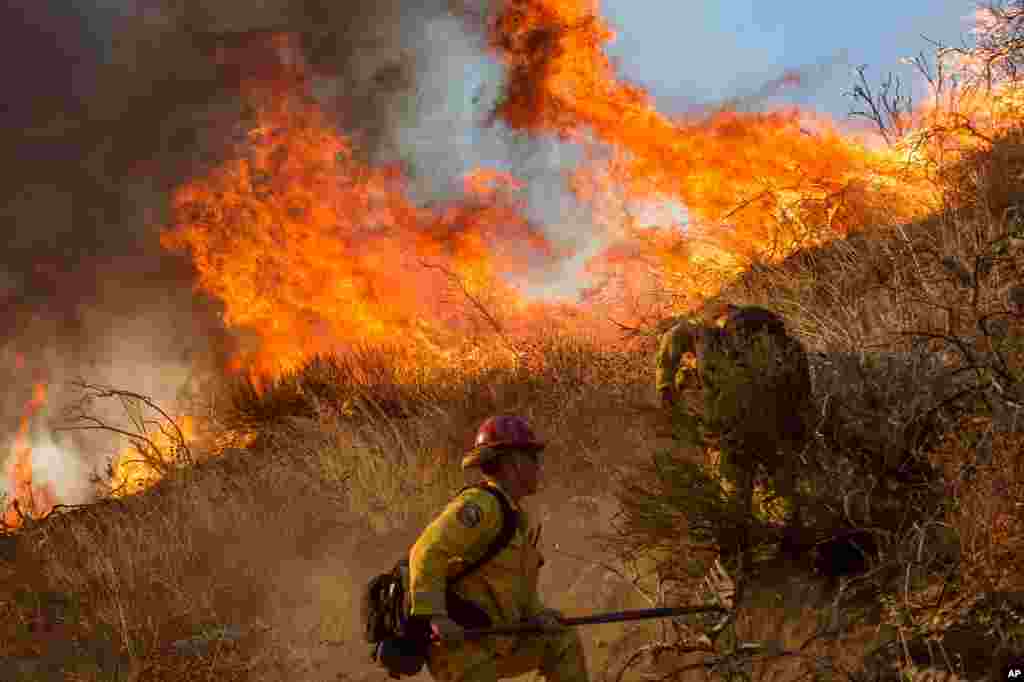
top-left (598, 0), bottom-right (976, 121)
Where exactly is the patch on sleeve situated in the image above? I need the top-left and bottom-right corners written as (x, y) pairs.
top-left (456, 501), bottom-right (483, 528)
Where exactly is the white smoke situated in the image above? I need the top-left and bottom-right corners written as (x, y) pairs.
top-left (24, 436), bottom-right (95, 509)
top-left (381, 12), bottom-right (610, 299)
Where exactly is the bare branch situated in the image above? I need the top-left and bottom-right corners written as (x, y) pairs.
top-left (58, 380), bottom-right (194, 487)
top-left (418, 259), bottom-right (522, 360)
top-left (846, 64), bottom-right (915, 145)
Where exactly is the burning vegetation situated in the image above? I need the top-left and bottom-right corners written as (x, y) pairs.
top-left (2, 383), bottom-right (55, 529)
top-left (2, 1), bottom-right (1024, 680)
top-left (161, 80), bottom-right (557, 384)
top-left (487, 0), bottom-right (935, 274)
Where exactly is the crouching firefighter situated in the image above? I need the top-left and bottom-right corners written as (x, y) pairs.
top-left (362, 414), bottom-right (589, 681)
top-left (655, 303), bottom-right (812, 565)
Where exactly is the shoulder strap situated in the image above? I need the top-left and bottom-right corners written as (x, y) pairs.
top-left (449, 484), bottom-right (519, 585)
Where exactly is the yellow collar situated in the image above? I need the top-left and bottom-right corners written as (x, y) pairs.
top-left (482, 479), bottom-right (522, 512)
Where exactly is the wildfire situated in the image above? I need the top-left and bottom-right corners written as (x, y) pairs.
top-left (159, 7), bottom-right (1024, 389)
top-left (904, 68), bottom-right (1024, 169)
top-left (3, 383), bottom-right (57, 529)
top-left (108, 415), bottom-right (198, 497)
top-left (481, 0), bottom-right (995, 300)
top-left (161, 33), bottom-right (560, 386)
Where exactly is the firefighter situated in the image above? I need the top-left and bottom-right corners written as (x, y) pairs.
top-left (655, 305), bottom-right (813, 550)
top-left (655, 313), bottom-right (716, 412)
top-left (408, 415), bottom-right (590, 682)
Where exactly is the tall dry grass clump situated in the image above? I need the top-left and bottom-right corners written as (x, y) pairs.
top-left (930, 415), bottom-right (1024, 594)
top-left (0, 415), bottom-right (358, 680)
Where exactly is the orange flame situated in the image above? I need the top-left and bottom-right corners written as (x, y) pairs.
top-left (3, 383), bottom-right (57, 529)
top-left (161, 33), bottom-right (559, 384)
top-left (484, 0), bottom-right (949, 303)
top-left (109, 415), bottom-right (198, 497)
top-left (162, 9), bottom-right (1024, 392)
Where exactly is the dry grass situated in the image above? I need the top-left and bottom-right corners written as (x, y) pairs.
top-left (0, 425), bottom-right (353, 674)
top-left (930, 416), bottom-right (1024, 595)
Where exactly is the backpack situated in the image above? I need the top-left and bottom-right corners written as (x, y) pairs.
top-left (360, 484), bottom-right (519, 679)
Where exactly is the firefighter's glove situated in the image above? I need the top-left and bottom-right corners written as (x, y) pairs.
top-left (527, 609), bottom-right (566, 633)
top-left (429, 615), bottom-right (465, 643)
top-left (705, 559), bottom-right (736, 610)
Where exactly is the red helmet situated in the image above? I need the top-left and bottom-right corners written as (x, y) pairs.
top-left (462, 415), bottom-right (545, 469)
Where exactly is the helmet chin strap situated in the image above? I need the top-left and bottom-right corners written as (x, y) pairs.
top-left (505, 456), bottom-right (527, 500)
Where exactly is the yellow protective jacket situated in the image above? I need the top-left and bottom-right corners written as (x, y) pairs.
top-left (408, 480), bottom-right (544, 628)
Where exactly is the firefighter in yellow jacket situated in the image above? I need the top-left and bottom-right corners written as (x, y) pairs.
top-left (655, 304), bottom-right (813, 544)
top-left (655, 313), bottom-right (706, 412)
top-left (408, 415), bottom-right (589, 682)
